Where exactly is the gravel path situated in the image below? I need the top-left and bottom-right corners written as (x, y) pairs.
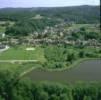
top-left (0, 60), bottom-right (38, 63)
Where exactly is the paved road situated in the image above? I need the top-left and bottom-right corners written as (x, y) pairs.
top-left (0, 45), bottom-right (9, 52)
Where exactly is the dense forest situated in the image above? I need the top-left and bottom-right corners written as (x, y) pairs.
top-left (0, 6), bottom-right (100, 23)
top-left (0, 71), bottom-right (101, 100)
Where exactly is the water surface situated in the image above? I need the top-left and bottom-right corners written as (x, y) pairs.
top-left (25, 60), bottom-right (101, 82)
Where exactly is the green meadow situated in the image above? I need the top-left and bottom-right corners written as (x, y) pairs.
top-left (0, 46), bottom-right (46, 62)
top-left (0, 46), bottom-right (45, 73)
top-left (0, 45), bottom-right (101, 75)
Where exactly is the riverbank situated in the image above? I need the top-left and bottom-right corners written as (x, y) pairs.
top-left (24, 59), bottom-right (101, 82)
top-left (19, 67), bottom-right (39, 78)
top-left (39, 58), bottom-right (101, 72)
top-left (20, 58), bottom-right (101, 78)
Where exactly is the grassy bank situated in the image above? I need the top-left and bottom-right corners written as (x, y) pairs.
top-left (36, 58), bottom-right (101, 72)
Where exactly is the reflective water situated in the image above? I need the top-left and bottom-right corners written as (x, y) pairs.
top-left (25, 60), bottom-right (101, 82)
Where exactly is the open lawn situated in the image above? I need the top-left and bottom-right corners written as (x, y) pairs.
top-left (0, 45), bottom-right (44, 74)
top-left (0, 26), bottom-right (5, 32)
top-left (0, 46), bottom-right (46, 62)
top-left (0, 61), bottom-right (42, 73)
top-left (0, 62), bottom-right (19, 71)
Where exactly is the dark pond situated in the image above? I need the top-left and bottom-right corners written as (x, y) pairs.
top-left (25, 60), bottom-right (101, 82)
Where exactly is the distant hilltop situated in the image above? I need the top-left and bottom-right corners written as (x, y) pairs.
top-left (0, 5), bottom-right (100, 24)
top-left (0, 5), bottom-right (99, 9)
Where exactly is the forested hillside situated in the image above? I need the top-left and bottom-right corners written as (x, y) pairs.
top-left (0, 5), bottom-right (100, 23)
top-left (0, 6), bottom-right (100, 37)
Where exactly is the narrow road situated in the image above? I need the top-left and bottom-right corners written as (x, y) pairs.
top-left (0, 60), bottom-right (38, 63)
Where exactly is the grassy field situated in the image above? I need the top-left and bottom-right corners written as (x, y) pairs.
top-left (0, 26), bottom-right (5, 32)
top-left (0, 45), bottom-right (46, 62)
top-left (0, 45), bottom-right (45, 73)
top-left (0, 62), bottom-right (19, 71)
top-left (0, 62), bottom-right (42, 76)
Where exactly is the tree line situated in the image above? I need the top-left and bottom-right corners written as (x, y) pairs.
top-left (0, 6), bottom-right (100, 23)
top-left (0, 71), bottom-right (101, 100)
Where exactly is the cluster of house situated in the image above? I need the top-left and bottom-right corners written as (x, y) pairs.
top-left (0, 23), bottom-right (101, 47)
top-left (1, 37), bottom-right (100, 48)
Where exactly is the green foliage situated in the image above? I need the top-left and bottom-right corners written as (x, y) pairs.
top-left (0, 6), bottom-right (100, 23)
top-left (0, 6), bottom-right (100, 36)
top-left (44, 46), bottom-right (67, 62)
top-left (71, 30), bottom-right (100, 41)
top-left (0, 45), bottom-right (100, 70)
top-left (79, 51), bottom-right (85, 58)
top-left (0, 72), bottom-right (101, 100)
top-left (43, 45), bottom-right (101, 69)
top-left (5, 18), bottom-right (59, 36)
top-left (44, 45), bottom-right (73, 68)
top-left (0, 46), bottom-right (45, 62)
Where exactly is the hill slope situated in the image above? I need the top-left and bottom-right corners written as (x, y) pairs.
top-left (0, 5), bottom-right (100, 23)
